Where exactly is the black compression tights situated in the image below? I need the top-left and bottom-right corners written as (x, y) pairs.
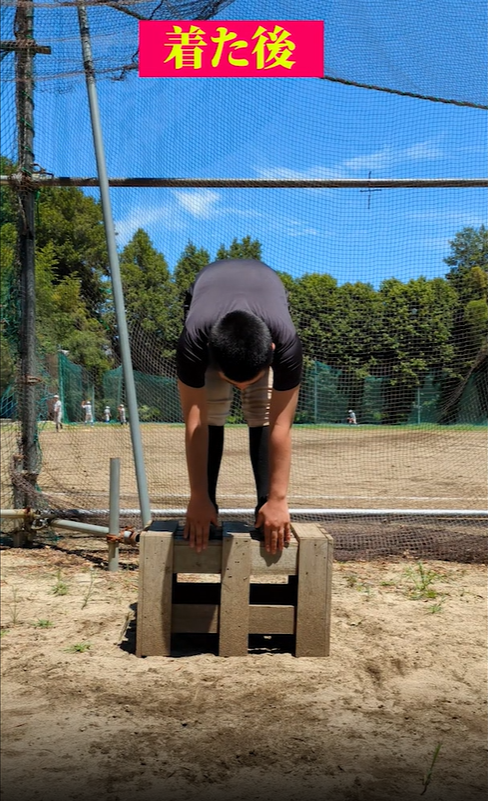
top-left (206, 425), bottom-right (269, 519)
top-left (249, 425), bottom-right (269, 518)
top-left (207, 425), bottom-right (224, 513)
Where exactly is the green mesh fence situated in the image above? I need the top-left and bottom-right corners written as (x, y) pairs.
top-left (102, 367), bottom-right (182, 423)
top-left (47, 354), bottom-right (488, 427)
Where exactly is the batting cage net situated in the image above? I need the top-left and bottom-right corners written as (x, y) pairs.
top-left (0, 1), bottom-right (486, 561)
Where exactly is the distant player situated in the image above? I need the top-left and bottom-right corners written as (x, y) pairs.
top-left (103, 405), bottom-right (111, 423)
top-left (82, 400), bottom-right (94, 425)
top-left (117, 404), bottom-right (127, 425)
top-left (347, 409), bottom-right (358, 425)
top-left (53, 395), bottom-right (63, 431)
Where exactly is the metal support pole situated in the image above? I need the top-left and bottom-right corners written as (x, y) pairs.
top-left (76, 3), bottom-right (151, 527)
top-left (313, 360), bottom-right (318, 424)
top-left (49, 519), bottom-right (110, 536)
top-left (0, 509), bottom-right (29, 519)
top-left (15, 0), bottom-right (38, 506)
top-left (58, 350), bottom-right (65, 420)
top-left (108, 457), bottom-right (120, 572)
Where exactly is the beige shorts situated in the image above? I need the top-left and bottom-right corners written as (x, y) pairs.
top-left (205, 366), bottom-right (273, 427)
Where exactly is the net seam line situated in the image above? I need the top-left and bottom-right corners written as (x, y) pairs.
top-left (320, 75), bottom-right (488, 110)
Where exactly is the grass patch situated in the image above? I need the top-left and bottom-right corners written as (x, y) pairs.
top-left (81, 568), bottom-right (96, 610)
top-left (7, 587), bottom-right (21, 625)
top-left (404, 562), bottom-right (445, 601)
top-left (421, 742), bottom-right (442, 795)
top-left (52, 569), bottom-right (69, 596)
top-left (33, 619), bottom-right (54, 628)
top-left (64, 642), bottom-right (91, 653)
top-left (344, 573), bottom-right (374, 599)
top-left (428, 599), bottom-right (446, 614)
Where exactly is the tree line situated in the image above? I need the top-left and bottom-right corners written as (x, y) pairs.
top-left (1, 175), bottom-right (487, 423)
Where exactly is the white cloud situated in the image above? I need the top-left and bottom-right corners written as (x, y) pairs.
top-left (287, 227), bottom-right (319, 237)
top-left (173, 189), bottom-right (221, 218)
top-left (114, 205), bottom-right (184, 246)
top-left (405, 210), bottom-right (486, 226)
top-left (421, 236), bottom-right (452, 252)
top-left (256, 139), bottom-right (445, 183)
top-left (115, 187), bottom-right (329, 249)
top-left (343, 140), bottom-right (444, 172)
top-left (255, 165), bottom-right (345, 180)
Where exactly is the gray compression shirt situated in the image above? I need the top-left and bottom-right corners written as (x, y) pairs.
top-left (176, 259), bottom-right (302, 391)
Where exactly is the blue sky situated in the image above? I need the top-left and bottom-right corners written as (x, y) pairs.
top-left (1, 0), bottom-right (486, 287)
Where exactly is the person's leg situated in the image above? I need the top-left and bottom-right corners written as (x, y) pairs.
top-left (207, 425), bottom-right (224, 512)
top-left (242, 369), bottom-right (273, 521)
top-left (205, 366), bottom-right (232, 513)
top-left (248, 425), bottom-right (269, 520)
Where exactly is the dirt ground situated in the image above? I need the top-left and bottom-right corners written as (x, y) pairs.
top-left (1, 540), bottom-right (486, 801)
top-left (2, 424), bottom-right (485, 513)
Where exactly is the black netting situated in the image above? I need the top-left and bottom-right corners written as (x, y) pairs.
top-left (0, 1), bottom-right (486, 562)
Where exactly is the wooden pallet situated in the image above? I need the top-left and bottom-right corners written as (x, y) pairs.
top-left (136, 520), bottom-right (333, 657)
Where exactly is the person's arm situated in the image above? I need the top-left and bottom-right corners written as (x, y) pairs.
top-left (178, 380), bottom-right (217, 552)
top-left (256, 385), bottom-right (300, 554)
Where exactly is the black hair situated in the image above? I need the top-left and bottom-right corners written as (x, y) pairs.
top-left (208, 310), bottom-right (273, 382)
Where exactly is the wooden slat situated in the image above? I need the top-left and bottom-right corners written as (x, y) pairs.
top-left (219, 524), bottom-right (252, 656)
top-left (173, 540), bottom-right (222, 573)
top-left (249, 604), bottom-right (295, 634)
top-left (250, 536), bottom-right (299, 574)
top-left (136, 520), bottom-right (178, 657)
top-left (172, 604), bottom-right (219, 633)
top-left (322, 529), bottom-right (334, 653)
top-left (293, 523), bottom-right (334, 657)
top-left (172, 532), bottom-right (298, 575)
top-left (171, 604), bottom-right (295, 635)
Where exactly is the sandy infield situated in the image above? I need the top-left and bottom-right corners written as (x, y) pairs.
top-left (1, 541), bottom-right (486, 801)
top-left (2, 424), bottom-right (485, 512)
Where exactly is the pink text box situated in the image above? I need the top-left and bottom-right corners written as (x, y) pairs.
top-left (139, 20), bottom-right (324, 78)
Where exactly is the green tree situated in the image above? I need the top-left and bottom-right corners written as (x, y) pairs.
top-left (377, 277), bottom-right (457, 423)
top-left (0, 157), bottom-right (20, 369)
top-left (275, 270), bottom-right (296, 294)
top-left (216, 235), bottom-right (262, 261)
top-left (0, 331), bottom-right (14, 398)
top-left (118, 228), bottom-right (178, 371)
top-left (444, 226), bottom-right (487, 370)
top-left (173, 240), bottom-right (210, 306)
top-left (286, 273), bottom-right (339, 363)
top-left (332, 282), bottom-right (384, 411)
top-left (35, 187), bottom-right (109, 314)
top-left (35, 242), bottom-right (112, 378)
top-left (0, 156), bottom-right (17, 228)
top-left (440, 225), bottom-right (488, 422)
top-left (444, 225), bottom-right (488, 302)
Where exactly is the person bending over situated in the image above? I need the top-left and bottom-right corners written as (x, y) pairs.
top-left (176, 258), bottom-right (303, 556)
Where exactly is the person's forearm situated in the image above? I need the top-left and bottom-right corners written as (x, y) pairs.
top-left (185, 422), bottom-right (209, 496)
top-left (268, 423), bottom-right (292, 501)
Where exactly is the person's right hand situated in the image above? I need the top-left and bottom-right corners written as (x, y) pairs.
top-left (183, 494), bottom-right (218, 553)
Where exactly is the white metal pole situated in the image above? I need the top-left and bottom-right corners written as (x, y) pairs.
top-left (76, 3), bottom-right (151, 526)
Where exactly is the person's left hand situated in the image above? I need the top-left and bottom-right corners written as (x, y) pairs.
top-left (255, 499), bottom-right (291, 555)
